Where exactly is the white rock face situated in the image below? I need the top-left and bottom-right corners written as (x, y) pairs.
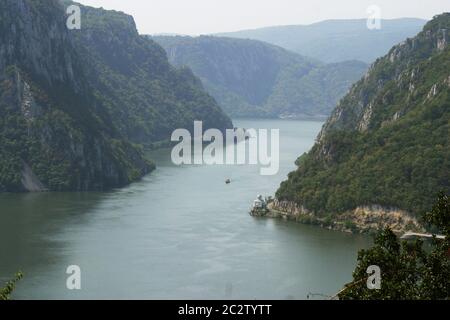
top-left (437, 29), bottom-right (448, 51)
top-left (269, 200), bottom-right (424, 234)
top-left (358, 103), bottom-right (373, 132)
top-left (427, 83), bottom-right (438, 99)
top-left (18, 77), bottom-right (41, 122)
top-left (21, 162), bottom-right (47, 192)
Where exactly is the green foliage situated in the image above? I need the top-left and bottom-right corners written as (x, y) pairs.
top-left (152, 35), bottom-right (367, 118)
top-left (344, 220), bottom-right (357, 232)
top-left (266, 60), bottom-right (368, 118)
top-left (339, 193), bottom-right (450, 300)
top-left (74, 9), bottom-right (232, 145)
top-left (0, 272), bottom-right (23, 300)
top-left (0, 0), bottom-right (231, 192)
top-left (276, 14), bottom-right (450, 218)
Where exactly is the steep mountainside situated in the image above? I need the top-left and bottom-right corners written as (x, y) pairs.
top-left (153, 35), bottom-right (367, 118)
top-left (265, 60), bottom-right (369, 117)
top-left (70, 3), bottom-right (232, 143)
top-left (275, 14), bottom-right (450, 232)
top-left (217, 19), bottom-right (426, 63)
top-left (0, 0), bottom-right (231, 192)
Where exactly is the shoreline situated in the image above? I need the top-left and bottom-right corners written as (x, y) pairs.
top-left (251, 199), bottom-right (425, 235)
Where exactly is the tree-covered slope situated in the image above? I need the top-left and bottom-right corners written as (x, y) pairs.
top-left (70, 3), bottom-right (232, 144)
top-left (152, 35), bottom-right (367, 118)
top-left (276, 13), bottom-right (450, 220)
top-left (0, 0), bottom-right (232, 192)
top-left (265, 59), bottom-right (369, 118)
top-left (0, 0), bottom-right (154, 192)
top-left (217, 18), bottom-right (427, 63)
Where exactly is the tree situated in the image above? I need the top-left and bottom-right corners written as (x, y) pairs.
top-left (0, 272), bottom-right (23, 301)
top-left (339, 193), bottom-right (450, 300)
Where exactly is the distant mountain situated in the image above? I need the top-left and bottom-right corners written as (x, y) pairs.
top-left (152, 35), bottom-right (368, 118)
top-left (0, 0), bottom-right (232, 192)
top-left (274, 13), bottom-right (450, 233)
top-left (69, 2), bottom-right (232, 144)
top-left (217, 18), bottom-right (427, 63)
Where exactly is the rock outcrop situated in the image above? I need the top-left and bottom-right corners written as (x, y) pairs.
top-left (275, 13), bottom-right (450, 232)
top-left (0, 0), bottom-right (232, 192)
top-left (268, 200), bottom-right (423, 234)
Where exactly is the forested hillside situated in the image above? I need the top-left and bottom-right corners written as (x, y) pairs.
top-left (275, 14), bottom-right (450, 227)
top-left (0, 0), bottom-right (232, 192)
top-left (153, 35), bottom-right (367, 118)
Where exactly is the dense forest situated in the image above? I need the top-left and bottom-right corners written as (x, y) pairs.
top-left (70, 3), bottom-right (232, 144)
top-left (0, 0), bottom-right (232, 192)
top-left (340, 193), bottom-right (449, 300)
top-left (276, 13), bottom-right (450, 220)
top-left (153, 35), bottom-right (367, 118)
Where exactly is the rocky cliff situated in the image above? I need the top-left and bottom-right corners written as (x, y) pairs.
top-left (274, 13), bottom-right (450, 232)
top-left (70, 3), bottom-right (232, 144)
top-left (267, 200), bottom-right (423, 234)
top-left (0, 0), bottom-right (232, 192)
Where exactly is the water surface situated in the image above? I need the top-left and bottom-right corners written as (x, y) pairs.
top-left (0, 119), bottom-right (371, 299)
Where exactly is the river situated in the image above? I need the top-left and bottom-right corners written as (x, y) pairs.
top-left (0, 119), bottom-right (371, 299)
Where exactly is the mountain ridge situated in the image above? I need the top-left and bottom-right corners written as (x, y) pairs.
top-left (274, 13), bottom-right (450, 232)
top-left (0, 0), bottom-right (232, 192)
top-left (216, 18), bottom-right (427, 63)
top-left (152, 35), bottom-right (368, 118)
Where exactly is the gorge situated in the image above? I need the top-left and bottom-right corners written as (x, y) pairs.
top-left (1, 0), bottom-right (449, 301)
top-left (0, 0), bottom-right (232, 193)
top-left (0, 119), bottom-right (373, 299)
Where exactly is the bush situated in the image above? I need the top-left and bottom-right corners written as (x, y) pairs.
top-left (339, 193), bottom-right (450, 300)
top-left (0, 272), bottom-right (23, 300)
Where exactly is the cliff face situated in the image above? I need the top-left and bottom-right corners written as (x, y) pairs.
top-left (152, 35), bottom-right (367, 118)
top-left (0, 0), bottom-right (154, 192)
top-left (70, 4), bottom-right (232, 144)
top-left (318, 14), bottom-right (450, 141)
top-left (268, 200), bottom-right (423, 234)
top-left (275, 13), bottom-right (450, 230)
top-left (0, 0), bottom-right (231, 192)
top-left (0, 0), bottom-right (82, 90)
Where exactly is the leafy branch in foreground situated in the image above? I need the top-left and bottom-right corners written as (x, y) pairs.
top-left (0, 272), bottom-right (23, 300)
top-left (339, 193), bottom-right (450, 300)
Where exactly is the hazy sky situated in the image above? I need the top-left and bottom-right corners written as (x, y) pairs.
top-left (77, 0), bottom-right (450, 35)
